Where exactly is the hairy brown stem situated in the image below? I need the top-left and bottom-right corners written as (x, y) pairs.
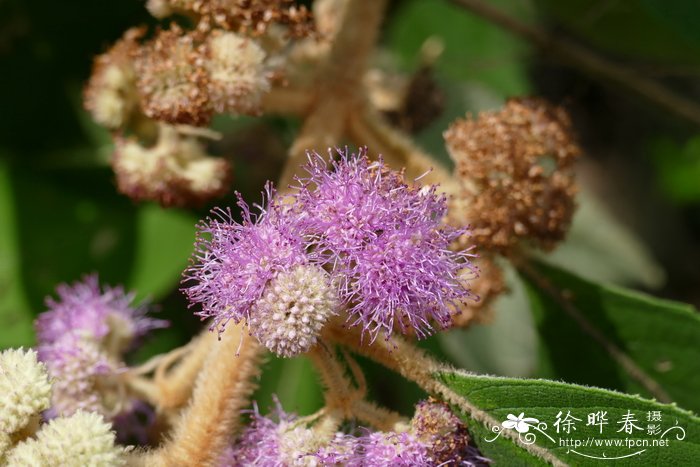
top-left (352, 399), bottom-right (409, 432)
top-left (154, 330), bottom-right (219, 413)
top-left (308, 342), bottom-right (408, 432)
top-left (261, 86), bottom-right (313, 116)
top-left (449, 0), bottom-right (700, 127)
top-left (277, 0), bottom-right (389, 189)
top-left (325, 324), bottom-right (566, 466)
top-left (347, 106), bottom-right (455, 188)
top-left (307, 343), bottom-right (358, 416)
top-left (139, 325), bottom-right (263, 467)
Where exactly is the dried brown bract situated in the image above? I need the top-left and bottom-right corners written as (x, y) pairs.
top-left (134, 25), bottom-right (213, 126)
top-left (445, 98), bottom-right (580, 253)
top-left (83, 28), bottom-right (143, 130)
top-left (112, 125), bottom-right (231, 207)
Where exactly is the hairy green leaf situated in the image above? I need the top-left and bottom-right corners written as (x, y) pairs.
top-left (520, 260), bottom-right (700, 413)
top-left (438, 370), bottom-right (700, 466)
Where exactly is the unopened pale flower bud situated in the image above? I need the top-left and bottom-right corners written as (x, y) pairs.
top-left (207, 31), bottom-right (270, 116)
top-left (249, 265), bottom-right (338, 357)
top-left (6, 411), bottom-right (127, 467)
top-left (0, 348), bottom-right (52, 435)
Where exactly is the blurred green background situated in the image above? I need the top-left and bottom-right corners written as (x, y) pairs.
top-left (2, 0), bottom-right (700, 416)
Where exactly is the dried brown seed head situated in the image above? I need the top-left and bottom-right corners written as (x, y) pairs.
top-left (146, 0), bottom-right (314, 38)
top-left (134, 25), bottom-right (213, 126)
top-left (112, 125), bottom-right (231, 207)
top-left (411, 399), bottom-right (473, 465)
top-left (445, 98), bottom-right (581, 253)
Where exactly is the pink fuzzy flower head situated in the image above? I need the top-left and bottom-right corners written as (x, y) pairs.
top-left (220, 403), bottom-right (319, 466)
top-left (183, 185), bottom-right (317, 335)
top-left (35, 275), bottom-right (166, 435)
top-left (184, 148), bottom-right (477, 349)
top-left (293, 148), bottom-right (476, 341)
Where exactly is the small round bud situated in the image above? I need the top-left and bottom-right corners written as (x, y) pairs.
top-left (0, 349), bottom-right (52, 435)
top-left (145, 0), bottom-right (173, 18)
top-left (6, 411), bottom-right (127, 467)
top-left (207, 31), bottom-right (270, 116)
top-left (249, 265), bottom-right (338, 357)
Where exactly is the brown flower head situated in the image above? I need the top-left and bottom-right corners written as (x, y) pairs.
top-left (134, 25), bottom-right (212, 126)
top-left (445, 98), bottom-right (580, 253)
top-left (410, 399), bottom-right (476, 465)
top-left (112, 124), bottom-right (231, 207)
top-left (146, 0), bottom-right (314, 38)
top-left (83, 28), bottom-right (143, 130)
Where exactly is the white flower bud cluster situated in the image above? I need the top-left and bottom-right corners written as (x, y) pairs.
top-left (0, 349), bottom-right (127, 466)
top-left (0, 349), bottom-right (52, 436)
top-left (6, 411), bottom-right (127, 467)
top-left (250, 265), bottom-right (338, 357)
top-left (207, 31), bottom-right (270, 115)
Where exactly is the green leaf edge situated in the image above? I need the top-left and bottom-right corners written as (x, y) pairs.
top-left (435, 369), bottom-right (700, 466)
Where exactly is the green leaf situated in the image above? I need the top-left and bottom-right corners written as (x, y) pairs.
top-left (650, 136), bottom-right (700, 204)
top-left (127, 204), bottom-right (197, 301)
top-left (534, 0), bottom-right (700, 65)
top-left (438, 370), bottom-right (700, 466)
top-left (254, 357), bottom-right (324, 415)
top-left (0, 159), bottom-right (34, 348)
top-left (540, 190), bottom-right (665, 288)
top-left (640, 0), bottom-right (700, 47)
top-left (386, 0), bottom-right (532, 97)
top-left (12, 166), bottom-right (137, 311)
top-left (519, 260), bottom-right (700, 413)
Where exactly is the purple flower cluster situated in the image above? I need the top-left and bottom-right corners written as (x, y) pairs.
top-left (37, 275), bottom-right (165, 347)
top-left (316, 430), bottom-right (431, 466)
top-left (184, 148), bottom-right (475, 347)
top-left (219, 403), bottom-right (318, 466)
top-left (294, 152), bottom-right (475, 339)
top-left (35, 275), bottom-right (167, 423)
top-left (221, 399), bottom-right (490, 466)
top-left (183, 184), bottom-right (310, 334)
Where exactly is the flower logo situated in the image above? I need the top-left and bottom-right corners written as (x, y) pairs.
top-left (502, 413), bottom-right (540, 433)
